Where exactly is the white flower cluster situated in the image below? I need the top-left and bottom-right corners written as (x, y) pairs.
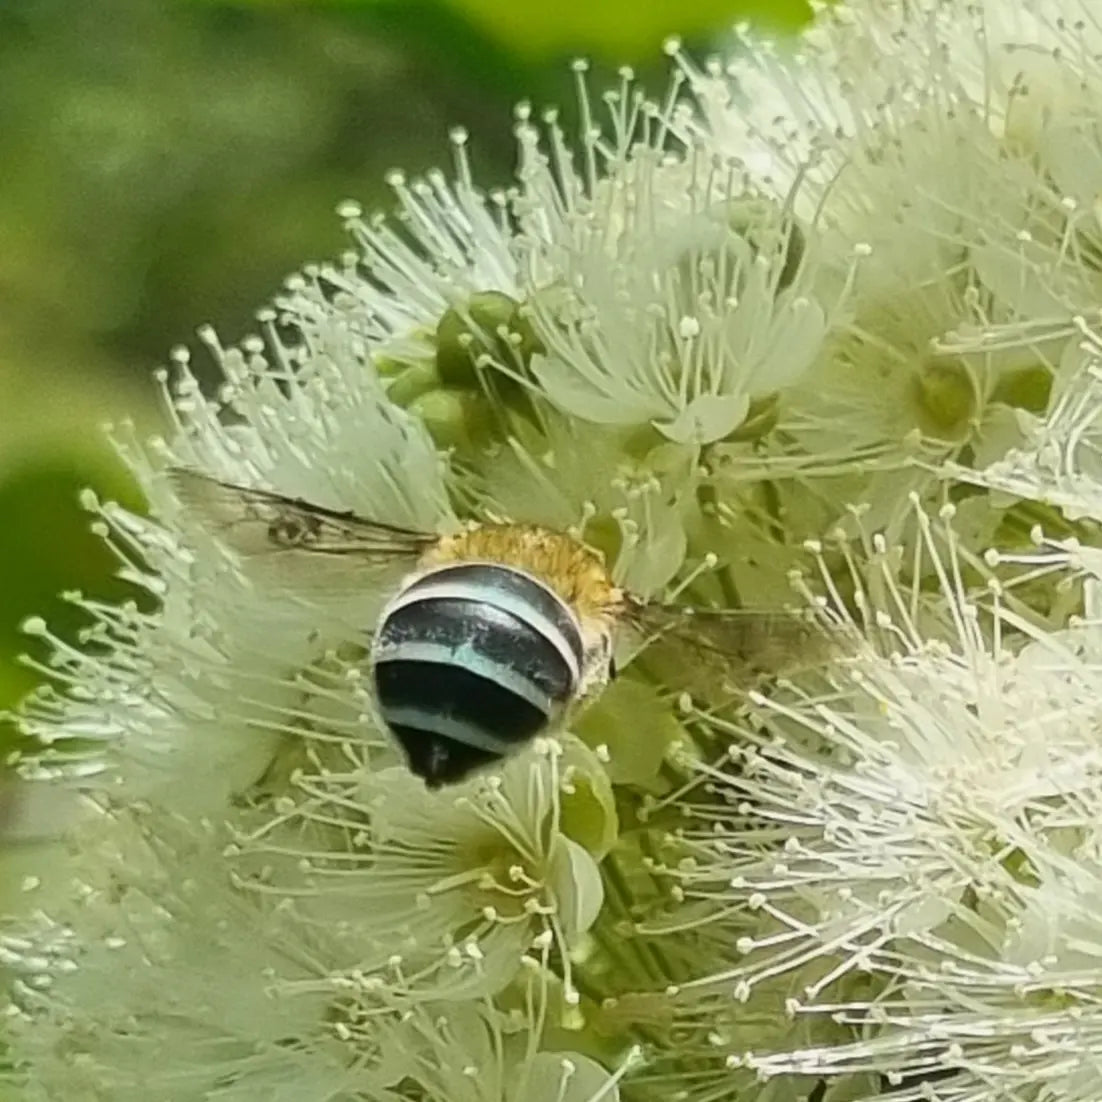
top-left (5, 1), bottom-right (1102, 1099)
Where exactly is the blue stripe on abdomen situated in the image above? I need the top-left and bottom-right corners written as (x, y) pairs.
top-left (398, 562), bottom-right (585, 673)
top-left (374, 594), bottom-right (577, 703)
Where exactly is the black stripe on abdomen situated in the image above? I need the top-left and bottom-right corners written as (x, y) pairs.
top-left (373, 659), bottom-right (549, 749)
top-left (375, 659), bottom-right (551, 786)
top-left (375, 595), bottom-right (577, 704)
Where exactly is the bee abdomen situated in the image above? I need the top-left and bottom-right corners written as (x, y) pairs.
top-left (371, 563), bottom-right (585, 786)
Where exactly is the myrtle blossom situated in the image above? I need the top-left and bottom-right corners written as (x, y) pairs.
top-left (4, 811), bottom-right (360, 1102)
top-left (514, 499), bottom-right (1101, 1099)
top-left (2, 807), bottom-right (632, 1101)
top-left (11, 349), bottom-right (453, 816)
top-left (225, 741), bottom-right (614, 1006)
top-left (513, 102), bottom-right (847, 447)
top-left (290, 132), bottom-right (521, 374)
top-left (676, 0), bottom-right (1102, 524)
top-left (6, 1), bottom-right (1102, 1100)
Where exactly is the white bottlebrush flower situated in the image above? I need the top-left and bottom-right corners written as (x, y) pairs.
top-left (8, 1), bottom-right (1102, 1101)
top-left (290, 127), bottom-right (521, 372)
top-left (737, 784), bottom-right (1102, 1099)
top-left (225, 741), bottom-right (614, 1006)
top-left (638, 501), bottom-right (1102, 1096)
top-left (11, 344), bottom-right (453, 815)
top-left (1, 805), bottom-right (632, 1101)
top-left (3, 811), bottom-right (366, 1101)
top-left (513, 98), bottom-right (850, 446)
top-left (674, 0), bottom-right (1102, 525)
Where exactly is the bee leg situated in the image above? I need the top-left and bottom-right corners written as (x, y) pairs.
top-left (608, 656), bottom-right (618, 681)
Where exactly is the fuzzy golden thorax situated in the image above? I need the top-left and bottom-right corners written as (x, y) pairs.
top-left (421, 525), bottom-right (623, 623)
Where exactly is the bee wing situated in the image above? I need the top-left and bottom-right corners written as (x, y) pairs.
top-left (621, 597), bottom-right (840, 699)
top-left (168, 469), bottom-right (436, 593)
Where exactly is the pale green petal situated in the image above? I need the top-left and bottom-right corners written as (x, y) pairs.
top-left (532, 354), bottom-right (663, 426)
top-left (655, 393), bottom-right (750, 446)
top-left (548, 838), bottom-right (604, 941)
top-left (616, 494), bottom-right (688, 597)
top-left (524, 1053), bottom-right (621, 1102)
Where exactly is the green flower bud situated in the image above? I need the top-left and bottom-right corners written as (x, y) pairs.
top-left (913, 357), bottom-right (976, 435)
top-left (372, 353), bottom-right (415, 379)
top-left (407, 387), bottom-right (494, 451)
top-left (386, 360), bottom-right (440, 407)
top-left (989, 363), bottom-right (1052, 413)
top-left (435, 290), bottom-right (545, 391)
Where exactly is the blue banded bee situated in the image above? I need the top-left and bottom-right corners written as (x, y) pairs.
top-left (171, 470), bottom-right (836, 788)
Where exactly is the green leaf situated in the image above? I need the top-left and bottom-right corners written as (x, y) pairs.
top-left (447, 0), bottom-right (813, 58)
top-left (0, 453), bottom-right (146, 726)
top-left (575, 676), bottom-right (682, 786)
top-left (557, 738), bottom-right (619, 859)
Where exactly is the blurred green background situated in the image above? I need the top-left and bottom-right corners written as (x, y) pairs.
top-left (0, 0), bottom-right (811, 733)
